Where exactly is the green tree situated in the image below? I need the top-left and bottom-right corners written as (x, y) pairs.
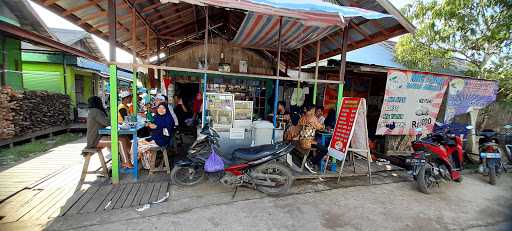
top-left (395, 0), bottom-right (512, 100)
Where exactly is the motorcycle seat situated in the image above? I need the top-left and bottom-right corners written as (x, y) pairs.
top-left (232, 144), bottom-right (281, 161)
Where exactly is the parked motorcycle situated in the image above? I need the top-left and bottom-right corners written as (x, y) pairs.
top-left (170, 125), bottom-right (295, 196)
top-left (475, 128), bottom-right (506, 185)
top-left (502, 124), bottom-right (512, 163)
top-left (406, 125), bottom-right (464, 194)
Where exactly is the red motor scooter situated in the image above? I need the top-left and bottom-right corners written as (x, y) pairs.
top-left (406, 125), bottom-right (464, 194)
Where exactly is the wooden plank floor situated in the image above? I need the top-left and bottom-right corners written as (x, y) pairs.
top-left (0, 138), bottom-right (86, 202)
top-left (62, 180), bottom-right (169, 216)
top-left (0, 136), bottom-right (171, 230)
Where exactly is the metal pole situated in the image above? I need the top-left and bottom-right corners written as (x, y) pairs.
top-left (108, 0), bottom-right (119, 184)
top-left (336, 26), bottom-right (349, 116)
top-left (201, 5), bottom-right (209, 128)
top-left (272, 17), bottom-right (283, 142)
top-left (313, 40), bottom-right (320, 105)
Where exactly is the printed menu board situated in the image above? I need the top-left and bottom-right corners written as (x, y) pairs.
top-left (328, 97), bottom-right (361, 160)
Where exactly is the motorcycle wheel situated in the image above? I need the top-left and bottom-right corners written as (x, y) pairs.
top-left (171, 166), bottom-right (206, 186)
top-left (254, 163), bottom-right (294, 196)
top-left (489, 166), bottom-right (497, 185)
top-left (417, 164), bottom-right (435, 194)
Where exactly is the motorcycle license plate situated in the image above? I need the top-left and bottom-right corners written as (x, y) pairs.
top-left (481, 152), bottom-right (501, 158)
top-left (406, 158), bottom-right (425, 165)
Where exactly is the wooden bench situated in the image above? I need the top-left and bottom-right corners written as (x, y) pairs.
top-left (77, 148), bottom-right (110, 190)
top-left (148, 146), bottom-right (171, 175)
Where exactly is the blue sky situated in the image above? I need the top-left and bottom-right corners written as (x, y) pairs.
top-left (28, 0), bottom-right (412, 62)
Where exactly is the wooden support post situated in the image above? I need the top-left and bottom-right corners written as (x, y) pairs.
top-left (313, 40), bottom-right (320, 105)
top-left (146, 27), bottom-right (150, 56)
top-left (336, 26), bottom-right (349, 116)
top-left (1, 36), bottom-right (6, 87)
top-left (108, 0), bottom-right (119, 184)
top-left (201, 5), bottom-right (209, 128)
top-left (62, 54), bottom-right (67, 95)
top-left (131, 7), bottom-right (137, 114)
top-left (272, 17), bottom-right (283, 142)
top-left (157, 38), bottom-right (161, 80)
top-left (295, 47), bottom-right (302, 102)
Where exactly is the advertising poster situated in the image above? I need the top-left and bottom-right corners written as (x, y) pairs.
top-left (328, 97), bottom-right (361, 160)
top-left (444, 78), bottom-right (498, 122)
top-left (376, 69), bottom-right (449, 135)
top-left (322, 84), bottom-right (338, 114)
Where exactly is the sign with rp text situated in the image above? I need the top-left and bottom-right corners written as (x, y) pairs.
top-left (328, 97), bottom-right (362, 160)
top-left (376, 69), bottom-right (449, 135)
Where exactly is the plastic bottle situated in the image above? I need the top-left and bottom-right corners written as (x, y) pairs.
top-left (331, 158), bottom-right (337, 172)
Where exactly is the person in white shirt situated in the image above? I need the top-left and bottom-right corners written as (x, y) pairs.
top-left (315, 105), bottom-right (325, 125)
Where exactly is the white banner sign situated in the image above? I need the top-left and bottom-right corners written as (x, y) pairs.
top-left (376, 69), bottom-right (449, 135)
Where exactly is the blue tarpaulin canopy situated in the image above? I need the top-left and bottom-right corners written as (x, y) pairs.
top-left (193, 0), bottom-right (393, 26)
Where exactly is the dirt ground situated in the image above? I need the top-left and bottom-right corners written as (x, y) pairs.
top-left (45, 172), bottom-right (512, 231)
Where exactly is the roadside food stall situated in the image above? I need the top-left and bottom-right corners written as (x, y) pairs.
top-left (300, 62), bottom-right (499, 157)
top-left (32, 0), bottom-right (414, 183)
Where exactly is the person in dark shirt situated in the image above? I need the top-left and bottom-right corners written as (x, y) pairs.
top-left (324, 109), bottom-right (337, 130)
top-left (173, 95), bottom-right (189, 127)
top-left (86, 96), bottom-right (133, 168)
top-left (148, 103), bottom-right (175, 148)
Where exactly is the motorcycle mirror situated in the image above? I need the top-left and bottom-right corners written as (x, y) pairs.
top-left (466, 125), bottom-right (474, 130)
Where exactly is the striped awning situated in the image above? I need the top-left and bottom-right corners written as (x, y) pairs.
top-left (232, 13), bottom-right (340, 50)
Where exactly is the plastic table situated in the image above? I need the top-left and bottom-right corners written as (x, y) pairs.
top-left (318, 132), bottom-right (333, 146)
top-left (99, 125), bottom-right (143, 180)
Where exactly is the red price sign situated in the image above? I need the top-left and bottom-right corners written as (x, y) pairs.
top-left (328, 97), bottom-right (361, 159)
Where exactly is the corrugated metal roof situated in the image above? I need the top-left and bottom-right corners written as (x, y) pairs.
top-left (34, 0), bottom-right (414, 65)
top-left (304, 40), bottom-right (404, 68)
top-left (1, 0), bottom-right (53, 38)
top-left (48, 28), bottom-right (89, 46)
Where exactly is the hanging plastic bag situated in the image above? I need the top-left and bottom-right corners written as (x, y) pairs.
top-left (204, 147), bottom-right (225, 172)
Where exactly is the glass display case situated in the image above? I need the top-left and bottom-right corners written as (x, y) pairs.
top-left (234, 101), bottom-right (253, 128)
top-left (234, 101), bottom-right (253, 121)
top-left (206, 93), bottom-right (234, 131)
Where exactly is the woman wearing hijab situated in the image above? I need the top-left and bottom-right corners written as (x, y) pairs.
top-left (138, 103), bottom-right (175, 169)
top-left (148, 103), bottom-right (175, 147)
top-left (86, 96), bottom-right (133, 168)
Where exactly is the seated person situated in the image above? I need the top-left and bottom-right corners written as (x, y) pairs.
top-left (138, 103), bottom-right (175, 169)
top-left (86, 96), bottom-right (133, 168)
top-left (276, 101), bottom-right (290, 128)
top-left (149, 103), bottom-right (175, 148)
top-left (315, 106), bottom-right (325, 125)
top-left (118, 92), bottom-right (132, 123)
top-left (298, 105), bottom-right (328, 171)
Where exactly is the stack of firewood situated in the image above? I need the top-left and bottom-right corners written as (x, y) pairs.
top-left (0, 87), bottom-right (15, 139)
top-left (0, 87), bottom-right (72, 140)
